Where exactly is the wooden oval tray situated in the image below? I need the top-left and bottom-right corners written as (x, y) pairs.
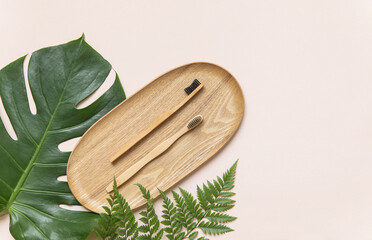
top-left (67, 62), bottom-right (244, 213)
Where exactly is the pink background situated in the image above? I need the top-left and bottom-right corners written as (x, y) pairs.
top-left (1, 0), bottom-right (372, 239)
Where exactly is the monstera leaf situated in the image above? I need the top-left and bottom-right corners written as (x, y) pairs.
top-left (0, 36), bottom-right (126, 239)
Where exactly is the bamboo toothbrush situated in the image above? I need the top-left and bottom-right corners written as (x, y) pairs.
top-left (106, 115), bottom-right (203, 192)
top-left (110, 79), bottom-right (203, 163)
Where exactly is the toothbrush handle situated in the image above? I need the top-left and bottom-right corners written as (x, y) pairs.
top-left (110, 84), bottom-right (203, 163)
top-left (106, 128), bottom-right (187, 192)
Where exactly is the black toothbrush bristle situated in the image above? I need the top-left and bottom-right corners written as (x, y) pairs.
top-left (184, 79), bottom-right (201, 95)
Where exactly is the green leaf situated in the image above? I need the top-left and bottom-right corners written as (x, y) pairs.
top-left (198, 221), bottom-right (233, 235)
top-left (188, 231), bottom-right (198, 239)
top-left (136, 185), bottom-right (162, 239)
top-left (207, 181), bottom-right (219, 198)
top-left (211, 203), bottom-right (234, 212)
top-left (172, 190), bottom-right (189, 229)
top-left (175, 232), bottom-right (186, 240)
top-left (159, 189), bottom-right (179, 240)
top-left (136, 235), bottom-right (151, 240)
top-left (154, 229), bottom-right (164, 240)
top-left (206, 212), bottom-right (237, 223)
top-left (179, 187), bottom-right (202, 219)
top-left (0, 36), bottom-right (126, 239)
top-left (197, 185), bottom-right (209, 211)
top-left (219, 191), bottom-right (235, 197)
top-left (138, 225), bottom-right (150, 233)
top-left (215, 197), bottom-right (236, 205)
top-left (202, 184), bottom-right (214, 204)
top-left (95, 180), bottom-right (138, 239)
top-left (222, 161), bottom-right (237, 191)
top-left (94, 160), bottom-right (239, 240)
top-left (136, 184), bottom-right (151, 200)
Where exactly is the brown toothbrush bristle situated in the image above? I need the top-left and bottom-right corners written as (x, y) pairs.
top-left (187, 115), bottom-right (203, 129)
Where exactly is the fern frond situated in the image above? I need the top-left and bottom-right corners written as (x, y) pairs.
top-left (199, 161), bottom-right (238, 210)
top-left (172, 190), bottom-right (191, 230)
top-left (198, 221), bottom-right (233, 235)
top-left (222, 160), bottom-right (237, 191)
top-left (197, 237), bottom-right (209, 240)
top-left (188, 231), bottom-right (199, 239)
top-left (210, 203), bottom-right (234, 212)
top-left (93, 212), bottom-right (117, 240)
top-left (177, 161), bottom-right (238, 239)
top-left (189, 161), bottom-right (238, 237)
top-left (94, 160), bottom-right (238, 240)
top-left (135, 234), bottom-right (151, 240)
top-left (112, 180), bottom-right (138, 239)
top-left (206, 212), bottom-right (237, 223)
top-left (94, 179), bottom-right (139, 240)
top-left (202, 184), bottom-right (214, 204)
top-left (93, 181), bottom-right (119, 239)
top-left (153, 229), bottom-right (164, 240)
top-left (159, 189), bottom-right (181, 240)
top-left (219, 191), bottom-right (235, 197)
top-left (179, 188), bottom-right (204, 220)
top-left (197, 185), bottom-right (209, 211)
top-left (137, 184), bottom-right (163, 239)
top-left (206, 181), bottom-right (219, 198)
top-left (215, 197), bottom-right (236, 205)
top-left (136, 183), bottom-right (151, 200)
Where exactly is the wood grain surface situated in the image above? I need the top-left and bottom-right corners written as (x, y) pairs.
top-left (67, 62), bottom-right (244, 213)
top-left (106, 115), bottom-right (203, 192)
top-left (109, 84), bottom-right (203, 162)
